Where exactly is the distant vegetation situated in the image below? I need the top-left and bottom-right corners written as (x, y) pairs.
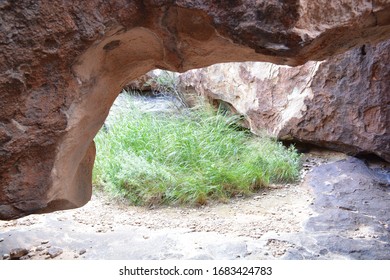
top-left (92, 90), bottom-right (301, 207)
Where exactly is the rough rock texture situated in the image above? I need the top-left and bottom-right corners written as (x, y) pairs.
top-left (178, 40), bottom-right (390, 162)
top-left (283, 157), bottom-right (390, 259)
top-left (1, 1), bottom-right (390, 219)
top-left (124, 71), bottom-right (160, 92)
top-left (9, 247), bottom-right (28, 260)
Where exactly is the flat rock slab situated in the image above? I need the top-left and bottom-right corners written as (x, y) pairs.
top-left (281, 157), bottom-right (390, 259)
top-left (0, 220), bottom-right (265, 260)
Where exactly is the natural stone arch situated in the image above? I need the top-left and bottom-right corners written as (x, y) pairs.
top-left (1, 1), bottom-right (390, 220)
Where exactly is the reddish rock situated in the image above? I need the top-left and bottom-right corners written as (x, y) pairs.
top-left (1, 1), bottom-right (390, 219)
top-left (178, 40), bottom-right (390, 161)
top-left (281, 40), bottom-right (390, 161)
top-left (9, 248), bottom-right (28, 260)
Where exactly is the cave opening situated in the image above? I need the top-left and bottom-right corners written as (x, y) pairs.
top-left (91, 69), bottom-right (302, 208)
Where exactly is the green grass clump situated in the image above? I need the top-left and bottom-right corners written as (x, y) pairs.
top-left (93, 95), bottom-right (301, 206)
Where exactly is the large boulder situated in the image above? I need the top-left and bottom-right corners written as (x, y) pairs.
top-left (178, 40), bottom-right (390, 162)
top-left (1, 0), bottom-right (390, 219)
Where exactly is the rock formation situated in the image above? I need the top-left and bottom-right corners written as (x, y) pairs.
top-left (178, 40), bottom-right (390, 162)
top-left (1, 0), bottom-right (390, 219)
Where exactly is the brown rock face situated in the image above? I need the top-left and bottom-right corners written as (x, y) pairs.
top-left (1, 1), bottom-right (390, 219)
top-left (178, 40), bottom-right (390, 162)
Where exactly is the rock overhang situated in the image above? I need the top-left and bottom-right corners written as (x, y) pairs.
top-left (1, 0), bottom-right (390, 220)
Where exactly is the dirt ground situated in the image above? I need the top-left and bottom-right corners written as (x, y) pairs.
top-left (0, 149), bottom-right (348, 260)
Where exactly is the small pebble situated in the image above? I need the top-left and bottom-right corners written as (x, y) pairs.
top-left (41, 240), bottom-right (49, 245)
top-left (0, 238), bottom-right (4, 242)
top-left (47, 247), bottom-right (63, 258)
top-left (79, 249), bottom-right (86, 255)
top-left (35, 245), bottom-right (44, 252)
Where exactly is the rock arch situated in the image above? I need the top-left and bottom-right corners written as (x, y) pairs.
top-left (1, 0), bottom-right (390, 219)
